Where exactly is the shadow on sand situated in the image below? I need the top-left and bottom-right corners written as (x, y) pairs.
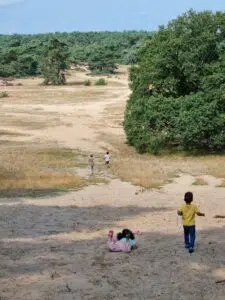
top-left (0, 202), bottom-right (225, 299)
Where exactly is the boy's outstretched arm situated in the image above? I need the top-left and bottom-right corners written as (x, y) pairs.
top-left (177, 210), bottom-right (183, 216)
top-left (197, 212), bottom-right (205, 217)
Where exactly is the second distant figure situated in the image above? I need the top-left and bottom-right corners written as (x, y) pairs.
top-left (88, 154), bottom-right (94, 175)
top-left (104, 151), bottom-right (110, 167)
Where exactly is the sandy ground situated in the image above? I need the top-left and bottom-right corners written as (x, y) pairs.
top-left (1, 71), bottom-right (225, 300)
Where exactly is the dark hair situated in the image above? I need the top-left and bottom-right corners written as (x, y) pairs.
top-left (122, 229), bottom-right (135, 240)
top-left (117, 232), bottom-right (123, 240)
top-left (117, 229), bottom-right (135, 240)
top-left (106, 151), bottom-right (109, 154)
top-left (184, 192), bottom-right (193, 204)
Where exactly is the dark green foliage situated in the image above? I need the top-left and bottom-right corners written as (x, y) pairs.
top-left (0, 31), bottom-right (151, 78)
top-left (0, 40), bottom-right (41, 77)
top-left (125, 10), bottom-right (225, 154)
top-left (88, 45), bottom-right (117, 74)
top-left (84, 79), bottom-right (91, 86)
top-left (95, 78), bottom-right (107, 86)
top-left (40, 38), bottom-right (69, 85)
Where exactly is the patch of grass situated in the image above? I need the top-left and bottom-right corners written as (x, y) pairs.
top-left (192, 178), bottom-right (208, 186)
top-left (35, 147), bottom-right (79, 168)
top-left (87, 176), bottom-right (109, 186)
top-left (0, 140), bottom-right (28, 146)
top-left (200, 156), bottom-right (225, 179)
top-left (0, 130), bottom-right (27, 137)
top-left (0, 115), bottom-right (67, 130)
top-left (110, 158), bottom-right (173, 189)
top-left (0, 91), bottom-right (9, 98)
top-left (0, 172), bottom-right (84, 190)
top-left (95, 78), bottom-right (107, 86)
top-left (99, 134), bottom-right (179, 188)
top-left (99, 133), bottom-right (225, 189)
top-left (0, 145), bottom-right (86, 194)
top-left (2, 73), bottom-right (107, 105)
top-left (216, 179), bottom-right (225, 188)
top-left (0, 144), bottom-right (110, 196)
top-left (214, 215), bottom-right (225, 218)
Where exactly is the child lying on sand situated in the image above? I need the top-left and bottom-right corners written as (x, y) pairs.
top-left (107, 229), bottom-right (137, 253)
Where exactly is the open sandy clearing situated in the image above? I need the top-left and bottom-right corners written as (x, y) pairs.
top-left (1, 70), bottom-right (225, 299)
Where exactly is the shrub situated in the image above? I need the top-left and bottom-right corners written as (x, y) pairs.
top-left (95, 78), bottom-right (107, 86)
top-left (84, 79), bottom-right (91, 86)
top-left (0, 92), bottom-right (9, 98)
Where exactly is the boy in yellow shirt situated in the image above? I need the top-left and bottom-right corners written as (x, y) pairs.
top-left (177, 192), bottom-right (205, 253)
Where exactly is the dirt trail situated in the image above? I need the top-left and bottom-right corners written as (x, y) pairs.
top-left (1, 72), bottom-right (225, 299)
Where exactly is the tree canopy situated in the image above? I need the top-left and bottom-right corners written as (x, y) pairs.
top-left (40, 38), bottom-right (69, 85)
top-left (124, 10), bottom-right (225, 154)
top-left (0, 31), bottom-right (150, 78)
top-left (87, 44), bottom-right (118, 74)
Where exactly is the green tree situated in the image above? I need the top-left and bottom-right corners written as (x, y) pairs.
top-left (40, 38), bottom-right (69, 85)
top-left (125, 10), bottom-right (225, 153)
top-left (0, 31), bottom-right (150, 78)
top-left (88, 45), bottom-right (118, 74)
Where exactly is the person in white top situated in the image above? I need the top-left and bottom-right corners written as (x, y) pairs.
top-left (104, 151), bottom-right (110, 167)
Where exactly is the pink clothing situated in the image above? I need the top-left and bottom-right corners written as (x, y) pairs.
top-left (107, 238), bottom-right (131, 253)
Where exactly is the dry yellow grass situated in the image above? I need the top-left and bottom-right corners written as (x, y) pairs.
top-left (0, 130), bottom-right (27, 137)
top-left (192, 177), bottom-right (208, 186)
top-left (0, 114), bottom-right (70, 130)
top-left (0, 172), bottom-right (84, 190)
top-left (1, 72), bottom-right (113, 105)
top-left (110, 154), bottom-right (185, 189)
top-left (102, 133), bottom-right (225, 189)
top-left (0, 145), bottom-right (85, 193)
top-left (0, 142), bottom-right (108, 195)
top-left (87, 176), bottom-right (109, 185)
top-left (113, 152), bottom-right (225, 189)
top-left (216, 179), bottom-right (225, 188)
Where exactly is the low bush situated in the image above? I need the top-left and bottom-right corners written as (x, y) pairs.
top-left (0, 91), bottom-right (9, 98)
top-left (95, 78), bottom-right (107, 86)
top-left (84, 80), bottom-right (91, 86)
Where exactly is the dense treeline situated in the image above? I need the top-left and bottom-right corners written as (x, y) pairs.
top-left (124, 10), bottom-right (225, 153)
top-left (0, 31), bottom-right (150, 78)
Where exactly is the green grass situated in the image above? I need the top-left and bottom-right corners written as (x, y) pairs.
top-left (95, 78), bottom-right (107, 86)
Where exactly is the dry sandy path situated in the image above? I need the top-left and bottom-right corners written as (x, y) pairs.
top-left (1, 74), bottom-right (225, 299)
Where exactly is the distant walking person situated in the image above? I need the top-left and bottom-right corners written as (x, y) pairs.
top-left (88, 154), bottom-right (94, 175)
top-left (177, 192), bottom-right (205, 253)
top-left (104, 151), bottom-right (110, 167)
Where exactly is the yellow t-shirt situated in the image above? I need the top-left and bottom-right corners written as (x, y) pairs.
top-left (179, 203), bottom-right (200, 226)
